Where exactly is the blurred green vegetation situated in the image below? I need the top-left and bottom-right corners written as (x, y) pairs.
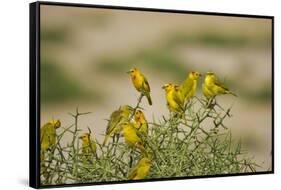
top-left (241, 133), bottom-right (263, 152)
top-left (240, 84), bottom-right (272, 103)
top-left (138, 49), bottom-right (188, 81)
top-left (165, 30), bottom-right (270, 48)
top-left (41, 13), bottom-right (110, 45)
top-left (41, 26), bottom-right (70, 44)
top-left (98, 48), bottom-right (188, 82)
top-left (78, 12), bottom-right (111, 27)
top-left (41, 57), bottom-right (100, 104)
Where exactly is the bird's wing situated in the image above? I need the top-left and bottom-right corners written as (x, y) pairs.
top-left (181, 78), bottom-right (193, 90)
top-left (89, 140), bottom-right (97, 153)
top-left (141, 74), bottom-right (150, 92)
top-left (40, 124), bottom-right (48, 142)
top-left (106, 110), bottom-right (121, 133)
top-left (111, 109), bottom-right (121, 120)
top-left (135, 128), bottom-right (144, 139)
top-left (40, 123), bottom-right (54, 150)
top-left (214, 77), bottom-right (229, 91)
top-left (133, 122), bottom-right (141, 130)
top-left (128, 166), bottom-right (138, 180)
top-left (41, 123), bottom-right (53, 138)
top-left (107, 116), bottom-right (122, 135)
top-left (180, 78), bottom-right (193, 97)
top-left (48, 126), bottom-right (56, 145)
top-left (173, 89), bottom-right (184, 110)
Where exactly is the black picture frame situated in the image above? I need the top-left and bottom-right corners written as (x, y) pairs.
top-left (29, 1), bottom-right (274, 189)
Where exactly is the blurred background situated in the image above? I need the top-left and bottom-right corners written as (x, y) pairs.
top-left (40, 5), bottom-right (272, 171)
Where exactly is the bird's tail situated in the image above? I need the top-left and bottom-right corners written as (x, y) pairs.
top-left (102, 135), bottom-right (109, 146)
top-left (145, 93), bottom-right (152, 105)
top-left (137, 144), bottom-right (149, 157)
top-left (227, 91), bottom-right (238, 97)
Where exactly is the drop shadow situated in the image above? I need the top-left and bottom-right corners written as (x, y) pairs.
top-left (18, 178), bottom-right (29, 187)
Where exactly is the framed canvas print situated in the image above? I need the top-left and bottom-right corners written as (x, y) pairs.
top-left (29, 1), bottom-right (274, 188)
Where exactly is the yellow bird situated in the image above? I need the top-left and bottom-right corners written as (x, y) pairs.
top-left (162, 83), bottom-right (184, 113)
top-left (40, 119), bottom-right (61, 178)
top-left (203, 72), bottom-right (237, 99)
top-left (103, 105), bottom-right (133, 146)
top-left (127, 68), bottom-right (152, 105)
top-left (128, 157), bottom-right (152, 180)
top-left (40, 119), bottom-right (61, 153)
top-left (180, 71), bottom-right (201, 101)
top-left (134, 110), bottom-right (148, 135)
top-left (79, 133), bottom-right (97, 158)
top-left (122, 122), bottom-right (147, 155)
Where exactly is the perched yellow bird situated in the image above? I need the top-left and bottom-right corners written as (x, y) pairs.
top-left (203, 72), bottom-right (237, 99)
top-left (134, 110), bottom-right (148, 135)
top-left (79, 133), bottom-right (97, 158)
top-left (180, 71), bottom-right (201, 101)
top-left (127, 68), bottom-right (152, 105)
top-left (162, 83), bottom-right (184, 113)
top-left (40, 119), bottom-right (61, 178)
top-left (40, 119), bottom-right (61, 153)
top-left (128, 157), bottom-right (152, 180)
top-left (122, 122), bottom-right (147, 155)
top-left (103, 105), bottom-right (133, 146)
top-left (40, 119), bottom-right (61, 177)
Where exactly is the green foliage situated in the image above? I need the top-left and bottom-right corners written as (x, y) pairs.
top-left (41, 58), bottom-right (99, 103)
top-left (241, 84), bottom-right (272, 103)
top-left (41, 26), bottom-right (70, 44)
top-left (78, 12), bottom-right (112, 27)
top-left (97, 48), bottom-right (187, 81)
top-left (138, 49), bottom-right (188, 81)
top-left (166, 31), bottom-right (270, 48)
top-left (40, 96), bottom-right (258, 186)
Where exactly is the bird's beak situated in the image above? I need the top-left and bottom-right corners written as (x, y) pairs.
top-left (126, 71), bottom-right (131, 74)
top-left (199, 73), bottom-right (202, 77)
top-left (79, 136), bottom-right (82, 139)
top-left (161, 86), bottom-right (165, 89)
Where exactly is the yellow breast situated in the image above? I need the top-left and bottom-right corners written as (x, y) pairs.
top-left (132, 74), bottom-right (143, 92)
top-left (166, 90), bottom-right (181, 112)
